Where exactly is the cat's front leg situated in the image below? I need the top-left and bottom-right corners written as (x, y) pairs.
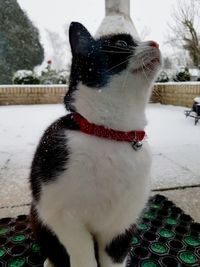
top-left (44, 259), bottom-right (55, 267)
top-left (44, 212), bottom-right (98, 267)
top-left (97, 226), bottom-right (134, 267)
top-left (98, 247), bottom-right (127, 267)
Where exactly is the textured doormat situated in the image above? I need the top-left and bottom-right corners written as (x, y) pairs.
top-left (0, 195), bottom-right (200, 267)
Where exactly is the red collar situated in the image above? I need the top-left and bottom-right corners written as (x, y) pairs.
top-left (73, 113), bottom-right (146, 143)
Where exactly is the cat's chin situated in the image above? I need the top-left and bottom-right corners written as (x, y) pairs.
top-left (131, 57), bottom-right (161, 76)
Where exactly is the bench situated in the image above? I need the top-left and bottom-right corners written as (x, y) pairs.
top-left (184, 97), bottom-right (200, 125)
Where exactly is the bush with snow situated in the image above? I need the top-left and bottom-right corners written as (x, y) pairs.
top-left (39, 60), bottom-right (69, 84)
top-left (13, 70), bottom-right (40, 84)
top-left (57, 70), bottom-right (69, 84)
top-left (39, 69), bottom-right (69, 85)
top-left (173, 67), bottom-right (191, 82)
top-left (156, 71), bottom-right (169, 83)
top-left (13, 61), bottom-right (70, 85)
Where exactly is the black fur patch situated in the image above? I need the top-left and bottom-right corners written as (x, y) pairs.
top-left (30, 206), bottom-right (70, 267)
top-left (65, 22), bottom-right (137, 112)
top-left (105, 225), bottom-right (136, 263)
top-left (30, 114), bottom-right (79, 201)
top-left (93, 237), bottom-right (100, 267)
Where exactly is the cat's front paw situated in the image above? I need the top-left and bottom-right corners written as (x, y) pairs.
top-left (44, 259), bottom-right (55, 267)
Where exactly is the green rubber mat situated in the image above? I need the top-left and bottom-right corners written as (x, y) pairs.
top-left (128, 195), bottom-right (200, 267)
top-left (0, 215), bottom-right (45, 267)
top-left (0, 195), bottom-right (199, 267)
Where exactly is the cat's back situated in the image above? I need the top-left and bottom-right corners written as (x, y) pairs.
top-left (30, 114), bottom-right (79, 199)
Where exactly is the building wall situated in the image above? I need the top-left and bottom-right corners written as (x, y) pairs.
top-left (0, 83), bottom-right (200, 107)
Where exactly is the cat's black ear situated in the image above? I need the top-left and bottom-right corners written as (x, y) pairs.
top-left (69, 22), bottom-right (93, 56)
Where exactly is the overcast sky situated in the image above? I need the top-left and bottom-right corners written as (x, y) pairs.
top-left (17, 0), bottom-right (177, 68)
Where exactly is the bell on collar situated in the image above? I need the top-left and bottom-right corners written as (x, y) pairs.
top-left (132, 141), bottom-right (143, 151)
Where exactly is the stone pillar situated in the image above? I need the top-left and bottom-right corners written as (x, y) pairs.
top-left (105, 0), bottom-right (130, 16)
top-left (96, 0), bottom-right (139, 39)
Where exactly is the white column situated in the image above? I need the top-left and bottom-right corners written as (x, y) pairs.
top-left (105, 0), bottom-right (130, 16)
top-left (96, 0), bottom-right (139, 40)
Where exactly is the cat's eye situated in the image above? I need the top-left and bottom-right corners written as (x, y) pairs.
top-left (115, 40), bottom-right (128, 48)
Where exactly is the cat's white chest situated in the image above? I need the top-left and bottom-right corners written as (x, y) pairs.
top-left (39, 130), bottom-right (152, 234)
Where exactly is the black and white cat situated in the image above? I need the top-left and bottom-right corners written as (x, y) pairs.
top-left (30, 22), bottom-right (161, 267)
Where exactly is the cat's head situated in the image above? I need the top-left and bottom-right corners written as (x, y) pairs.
top-left (65, 22), bottom-right (161, 130)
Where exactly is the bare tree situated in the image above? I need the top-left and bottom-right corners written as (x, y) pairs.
top-left (168, 0), bottom-right (200, 67)
top-left (139, 26), bottom-right (151, 40)
top-left (163, 57), bottom-right (172, 69)
top-left (46, 26), bottom-right (70, 70)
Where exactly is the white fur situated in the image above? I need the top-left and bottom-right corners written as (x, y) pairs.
top-left (39, 133), bottom-right (151, 267)
top-left (44, 259), bottom-right (54, 267)
top-left (37, 42), bottom-right (161, 267)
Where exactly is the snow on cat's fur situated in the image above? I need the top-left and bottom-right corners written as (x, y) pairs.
top-left (30, 22), bottom-right (161, 267)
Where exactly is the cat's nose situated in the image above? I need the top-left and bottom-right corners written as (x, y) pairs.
top-left (150, 41), bottom-right (159, 49)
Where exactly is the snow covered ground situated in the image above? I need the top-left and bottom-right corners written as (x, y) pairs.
top-left (0, 103), bottom-right (199, 219)
top-left (147, 104), bottom-right (200, 189)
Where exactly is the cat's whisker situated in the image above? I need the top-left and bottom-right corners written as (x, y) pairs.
top-left (103, 45), bottom-right (133, 52)
top-left (101, 50), bottom-right (133, 54)
top-left (142, 68), bottom-right (150, 83)
top-left (143, 65), bottom-right (154, 75)
top-left (143, 63), bottom-right (152, 72)
top-left (141, 55), bottom-right (159, 72)
top-left (138, 54), bottom-right (154, 63)
top-left (136, 50), bottom-right (157, 58)
top-left (121, 68), bottom-right (129, 92)
top-left (106, 56), bottom-right (131, 73)
top-left (141, 59), bottom-right (151, 84)
top-left (143, 61), bottom-right (156, 72)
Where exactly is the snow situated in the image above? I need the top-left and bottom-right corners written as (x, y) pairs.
top-left (189, 69), bottom-right (200, 77)
top-left (96, 15), bottom-right (139, 40)
top-left (0, 104), bottom-right (66, 164)
top-left (0, 103), bottom-right (199, 208)
top-left (146, 104), bottom-right (200, 189)
top-left (147, 104), bottom-right (200, 147)
top-left (156, 81), bottom-right (200, 85)
top-left (13, 70), bottom-right (34, 79)
top-left (194, 97), bottom-right (200, 103)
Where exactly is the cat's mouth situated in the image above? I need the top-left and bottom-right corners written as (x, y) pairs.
top-left (131, 57), bottom-right (161, 74)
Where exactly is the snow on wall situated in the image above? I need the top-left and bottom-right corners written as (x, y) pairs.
top-left (156, 82), bottom-right (200, 86)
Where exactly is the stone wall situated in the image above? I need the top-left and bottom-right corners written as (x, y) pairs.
top-left (0, 83), bottom-right (200, 107)
top-left (152, 83), bottom-right (200, 107)
top-left (0, 85), bottom-right (67, 105)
